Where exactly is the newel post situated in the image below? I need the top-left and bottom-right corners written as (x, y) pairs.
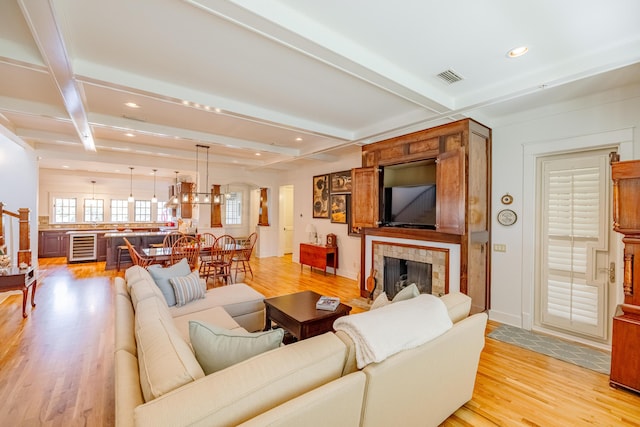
top-left (18, 208), bottom-right (31, 266)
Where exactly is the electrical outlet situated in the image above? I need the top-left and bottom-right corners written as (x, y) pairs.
top-left (493, 244), bottom-right (507, 252)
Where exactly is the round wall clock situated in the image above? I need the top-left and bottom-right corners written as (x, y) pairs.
top-left (497, 209), bottom-right (517, 226)
top-left (501, 194), bottom-right (513, 205)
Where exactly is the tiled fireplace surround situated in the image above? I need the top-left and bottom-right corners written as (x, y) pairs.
top-left (364, 235), bottom-right (461, 298)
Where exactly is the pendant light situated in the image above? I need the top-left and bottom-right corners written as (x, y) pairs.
top-left (91, 180), bottom-right (96, 199)
top-left (151, 169), bottom-right (158, 203)
top-left (173, 171), bottom-right (179, 204)
top-left (194, 145), bottom-right (200, 203)
top-left (204, 145), bottom-right (210, 203)
top-left (127, 167), bottom-right (134, 203)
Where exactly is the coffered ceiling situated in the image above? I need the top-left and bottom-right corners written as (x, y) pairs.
top-left (1, 0), bottom-right (639, 179)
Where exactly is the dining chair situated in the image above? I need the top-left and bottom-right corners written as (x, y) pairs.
top-left (148, 230), bottom-right (184, 249)
top-left (123, 237), bottom-right (154, 268)
top-left (197, 232), bottom-right (217, 270)
top-left (200, 235), bottom-right (236, 285)
top-left (170, 235), bottom-right (200, 271)
top-left (233, 232), bottom-right (257, 280)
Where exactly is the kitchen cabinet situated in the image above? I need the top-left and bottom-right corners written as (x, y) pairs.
top-left (351, 118), bottom-right (491, 313)
top-left (97, 232), bottom-right (108, 261)
top-left (38, 230), bottom-right (69, 258)
top-left (177, 182), bottom-right (194, 219)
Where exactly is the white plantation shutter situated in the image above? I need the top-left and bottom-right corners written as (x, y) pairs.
top-left (540, 154), bottom-right (608, 338)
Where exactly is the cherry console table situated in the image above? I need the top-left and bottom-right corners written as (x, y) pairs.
top-left (0, 266), bottom-right (37, 318)
top-left (300, 243), bottom-right (338, 275)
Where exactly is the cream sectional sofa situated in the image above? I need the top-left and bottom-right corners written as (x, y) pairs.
top-left (115, 265), bottom-right (487, 427)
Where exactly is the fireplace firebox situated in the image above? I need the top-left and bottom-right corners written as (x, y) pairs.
top-left (383, 256), bottom-right (432, 299)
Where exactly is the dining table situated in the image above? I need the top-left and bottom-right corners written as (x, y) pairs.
top-left (142, 243), bottom-right (246, 266)
top-left (142, 246), bottom-right (173, 264)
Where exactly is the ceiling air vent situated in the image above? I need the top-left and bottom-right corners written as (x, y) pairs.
top-left (436, 69), bottom-right (464, 84)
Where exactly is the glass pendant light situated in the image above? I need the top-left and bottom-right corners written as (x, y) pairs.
top-left (173, 171), bottom-right (179, 204)
top-left (194, 145), bottom-right (199, 203)
top-left (127, 167), bottom-right (134, 203)
top-left (151, 169), bottom-right (158, 203)
top-left (204, 145), bottom-right (210, 203)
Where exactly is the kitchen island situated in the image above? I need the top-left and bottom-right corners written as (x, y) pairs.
top-left (104, 230), bottom-right (177, 270)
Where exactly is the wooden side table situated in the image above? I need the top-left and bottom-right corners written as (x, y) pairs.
top-left (264, 290), bottom-right (351, 341)
top-left (0, 266), bottom-right (37, 318)
top-left (300, 243), bottom-right (338, 275)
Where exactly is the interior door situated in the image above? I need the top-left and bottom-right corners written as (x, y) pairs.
top-left (281, 185), bottom-right (294, 254)
top-left (537, 149), bottom-right (615, 341)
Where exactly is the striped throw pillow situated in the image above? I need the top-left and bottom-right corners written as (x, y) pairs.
top-left (169, 270), bottom-right (206, 306)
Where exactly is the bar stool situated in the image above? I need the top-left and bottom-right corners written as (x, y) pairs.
top-left (116, 245), bottom-right (129, 272)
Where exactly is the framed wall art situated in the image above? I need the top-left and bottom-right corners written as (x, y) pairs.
top-left (330, 194), bottom-right (347, 224)
top-left (330, 170), bottom-right (352, 194)
top-left (312, 174), bottom-right (329, 218)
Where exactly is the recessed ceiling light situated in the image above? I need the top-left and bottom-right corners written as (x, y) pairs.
top-left (214, 108), bottom-right (222, 113)
top-left (255, 152), bottom-right (261, 156)
top-left (125, 102), bottom-right (140, 108)
top-left (295, 137), bottom-right (303, 141)
top-left (125, 132), bottom-right (135, 137)
top-left (507, 46), bottom-right (529, 58)
top-left (182, 100), bottom-right (189, 106)
top-left (62, 165), bottom-right (69, 168)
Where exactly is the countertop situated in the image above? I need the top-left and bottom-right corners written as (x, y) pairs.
top-left (103, 230), bottom-right (176, 238)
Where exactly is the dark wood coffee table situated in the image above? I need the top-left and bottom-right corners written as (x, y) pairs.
top-left (264, 290), bottom-right (351, 341)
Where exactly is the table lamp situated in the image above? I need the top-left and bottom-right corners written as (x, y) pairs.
top-left (305, 224), bottom-right (317, 243)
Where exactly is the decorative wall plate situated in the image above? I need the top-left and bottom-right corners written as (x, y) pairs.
top-left (497, 209), bottom-right (517, 226)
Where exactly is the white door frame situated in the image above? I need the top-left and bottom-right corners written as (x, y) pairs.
top-left (521, 128), bottom-right (632, 342)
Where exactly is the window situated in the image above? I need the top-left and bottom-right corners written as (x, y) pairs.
top-left (225, 192), bottom-right (242, 225)
top-left (54, 198), bottom-right (77, 223)
top-left (157, 202), bottom-right (172, 222)
top-left (84, 199), bottom-right (104, 222)
top-left (134, 200), bottom-right (151, 222)
top-left (111, 199), bottom-right (129, 222)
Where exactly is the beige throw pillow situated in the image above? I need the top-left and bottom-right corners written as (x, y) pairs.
top-left (370, 283), bottom-right (420, 310)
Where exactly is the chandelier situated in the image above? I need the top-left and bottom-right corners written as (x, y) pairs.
top-left (182, 144), bottom-right (215, 204)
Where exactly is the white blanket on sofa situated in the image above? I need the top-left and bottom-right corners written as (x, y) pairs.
top-left (334, 294), bottom-right (453, 369)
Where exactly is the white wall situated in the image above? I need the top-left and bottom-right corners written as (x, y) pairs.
top-left (0, 131), bottom-right (38, 266)
top-left (485, 83), bottom-right (640, 328)
top-left (280, 148), bottom-right (363, 280)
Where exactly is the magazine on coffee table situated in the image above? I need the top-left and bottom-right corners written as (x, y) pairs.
top-left (316, 296), bottom-right (340, 311)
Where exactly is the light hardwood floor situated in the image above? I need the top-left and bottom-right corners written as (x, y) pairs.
top-left (1, 256), bottom-right (639, 426)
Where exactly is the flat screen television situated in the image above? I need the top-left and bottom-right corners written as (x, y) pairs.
top-left (382, 184), bottom-right (437, 229)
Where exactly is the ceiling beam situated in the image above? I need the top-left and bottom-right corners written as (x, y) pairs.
top-left (17, 0), bottom-right (96, 151)
top-left (187, 0), bottom-right (453, 113)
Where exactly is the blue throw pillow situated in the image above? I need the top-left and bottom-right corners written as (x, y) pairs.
top-left (147, 258), bottom-right (191, 306)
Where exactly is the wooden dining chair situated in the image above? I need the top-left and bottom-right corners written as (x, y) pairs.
top-left (170, 235), bottom-right (200, 271)
top-left (149, 230), bottom-right (185, 249)
top-left (123, 237), bottom-right (153, 268)
top-left (233, 232), bottom-right (257, 281)
top-left (200, 235), bottom-right (236, 285)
